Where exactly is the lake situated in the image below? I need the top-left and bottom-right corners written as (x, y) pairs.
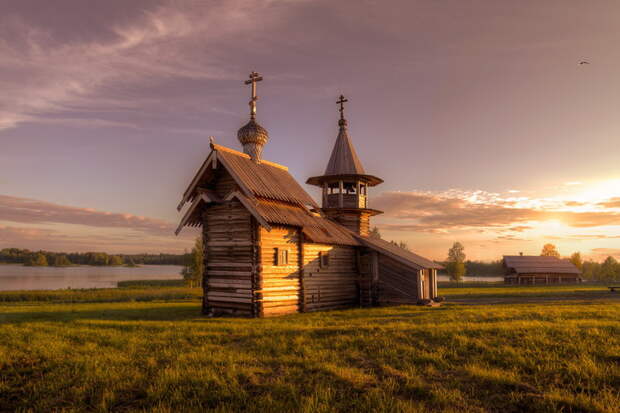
top-left (0, 265), bottom-right (183, 291)
top-left (0, 264), bottom-right (503, 291)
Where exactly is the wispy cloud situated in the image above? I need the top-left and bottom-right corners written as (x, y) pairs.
top-left (373, 190), bottom-right (620, 233)
top-left (0, 1), bottom-right (302, 131)
top-left (0, 194), bottom-right (197, 252)
top-left (0, 194), bottom-right (176, 236)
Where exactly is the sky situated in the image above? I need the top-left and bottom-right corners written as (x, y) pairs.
top-left (1, 0), bottom-right (620, 261)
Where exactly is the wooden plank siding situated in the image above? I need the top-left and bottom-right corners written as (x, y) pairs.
top-left (302, 243), bottom-right (359, 312)
top-left (257, 225), bottom-right (301, 317)
top-left (213, 168), bottom-right (237, 198)
top-left (376, 254), bottom-right (420, 305)
top-left (202, 200), bottom-right (256, 316)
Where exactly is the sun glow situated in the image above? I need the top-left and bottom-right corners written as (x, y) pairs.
top-left (571, 179), bottom-right (620, 206)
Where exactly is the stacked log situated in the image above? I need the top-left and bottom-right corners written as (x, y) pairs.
top-left (203, 201), bottom-right (255, 316)
top-left (376, 254), bottom-right (419, 305)
top-left (302, 244), bottom-right (358, 312)
top-left (257, 226), bottom-right (301, 317)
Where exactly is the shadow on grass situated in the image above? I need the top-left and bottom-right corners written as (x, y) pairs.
top-left (0, 303), bottom-right (208, 325)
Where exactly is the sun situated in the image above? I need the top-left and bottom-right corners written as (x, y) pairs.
top-left (572, 179), bottom-right (620, 205)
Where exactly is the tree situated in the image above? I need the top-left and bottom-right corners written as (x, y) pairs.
top-left (389, 240), bottom-right (410, 251)
top-left (27, 252), bottom-right (48, 267)
top-left (53, 255), bottom-right (72, 267)
top-left (600, 256), bottom-right (619, 281)
top-left (182, 237), bottom-right (204, 288)
top-left (369, 226), bottom-right (381, 239)
top-left (541, 243), bottom-right (560, 258)
top-left (446, 261), bottom-right (466, 282)
top-left (446, 242), bottom-right (466, 281)
top-left (448, 242), bottom-right (466, 263)
top-left (109, 255), bottom-right (124, 266)
top-left (569, 252), bottom-right (583, 271)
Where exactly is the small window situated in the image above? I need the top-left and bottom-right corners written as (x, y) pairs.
top-left (319, 251), bottom-right (330, 268)
top-left (275, 248), bottom-right (289, 266)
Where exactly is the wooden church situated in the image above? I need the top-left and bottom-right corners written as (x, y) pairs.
top-left (176, 72), bottom-right (441, 317)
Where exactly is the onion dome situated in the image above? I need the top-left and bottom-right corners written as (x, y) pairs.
top-left (238, 119), bottom-right (269, 161)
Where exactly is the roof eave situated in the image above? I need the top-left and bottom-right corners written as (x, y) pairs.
top-left (306, 174), bottom-right (384, 187)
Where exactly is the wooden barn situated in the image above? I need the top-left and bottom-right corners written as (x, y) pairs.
top-left (503, 255), bottom-right (582, 285)
top-left (176, 73), bottom-right (441, 317)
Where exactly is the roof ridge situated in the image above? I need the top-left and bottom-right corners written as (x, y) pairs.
top-left (211, 143), bottom-right (288, 170)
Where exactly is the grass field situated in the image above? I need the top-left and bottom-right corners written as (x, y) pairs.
top-left (0, 286), bottom-right (200, 303)
top-left (1, 286), bottom-right (619, 412)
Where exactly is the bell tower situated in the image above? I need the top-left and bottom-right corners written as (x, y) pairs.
top-left (307, 95), bottom-right (383, 236)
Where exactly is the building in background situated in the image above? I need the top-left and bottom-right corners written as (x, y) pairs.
top-left (503, 255), bottom-right (582, 285)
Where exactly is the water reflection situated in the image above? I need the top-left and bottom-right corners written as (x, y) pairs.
top-left (0, 265), bottom-right (183, 291)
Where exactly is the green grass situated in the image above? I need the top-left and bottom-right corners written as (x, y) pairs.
top-left (0, 288), bottom-right (619, 412)
top-left (117, 279), bottom-right (186, 288)
top-left (0, 286), bottom-right (201, 303)
top-left (440, 284), bottom-right (612, 300)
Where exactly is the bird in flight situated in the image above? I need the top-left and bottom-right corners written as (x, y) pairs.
top-left (579, 61), bottom-right (590, 65)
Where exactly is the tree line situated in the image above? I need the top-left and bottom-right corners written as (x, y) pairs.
top-left (368, 227), bottom-right (620, 282)
top-left (440, 242), bottom-right (620, 282)
top-left (0, 248), bottom-right (189, 267)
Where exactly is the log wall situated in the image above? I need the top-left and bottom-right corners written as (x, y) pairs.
top-left (213, 168), bottom-right (237, 198)
top-left (257, 225), bottom-right (301, 317)
top-left (202, 200), bottom-right (257, 316)
top-left (376, 254), bottom-right (420, 305)
top-left (302, 243), bottom-right (359, 312)
top-left (324, 210), bottom-right (370, 236)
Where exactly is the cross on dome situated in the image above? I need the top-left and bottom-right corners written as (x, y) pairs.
top-left (245, 71), bottom-right (263, 120)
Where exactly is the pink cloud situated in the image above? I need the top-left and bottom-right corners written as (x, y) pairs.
top-left (373, 191), bottom-right (620, 233)
top-left (0, 194), bottom-right (175, 236)
top-left (0, 224), bottom-right (195, 254)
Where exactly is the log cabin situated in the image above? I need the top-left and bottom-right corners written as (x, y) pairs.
top-left (176, 73), bottom-right (442, 317)
top-left (503, 255), bottom-right (582, 284)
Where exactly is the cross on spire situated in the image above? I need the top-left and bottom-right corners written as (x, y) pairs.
top-left (244, 71), bottom-right (263, 120)
top-left (337, 94), bottom-right (348, 120)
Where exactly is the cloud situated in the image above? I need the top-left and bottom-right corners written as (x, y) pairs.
top-left (373, 190), bottom-right (620, 233)
top-left (0, 194), bottom-right (175, 236)
top-left (508, 225), bottom-right (533, 232)
top-left (0, 1), bottom-right (303, 131)
top-left (495, 235), bottom-right (529, 241)
top-left (0, 225), bottom-right (56, 242)
top-left (589, 248), bottom-right (620, 260)
top-left (598, 197), bottom-right (620, 209)
top-left (0, 224), bottom-right (195, 253)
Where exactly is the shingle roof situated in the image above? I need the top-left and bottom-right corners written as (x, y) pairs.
top-left (324, 120), bottom-right (366, 176)
top-left (253, 199), bottom-right (359, 246)
top-left (178, 144), bottom-right (319, 211)
top-left (305, 120), bottom-right (384, 187)
top-left (356, 235), bottom-right (443, 270)
top-left (176, 190), bottom-right (359, 245)
top-left (503, 255), bottom-right (581, 275)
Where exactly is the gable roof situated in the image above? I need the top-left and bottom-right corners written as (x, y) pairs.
top-left (176, 188), bottom-right (359, 245)
top-left (503, 255), bottom-right (581, 275)
top-left (178, 144), bottom-right (319, 211)
top-left (356, 235), bottom-right (443, 270)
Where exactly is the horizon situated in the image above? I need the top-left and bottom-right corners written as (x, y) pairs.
top-left (2, 1), bottom-right (620, 261)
